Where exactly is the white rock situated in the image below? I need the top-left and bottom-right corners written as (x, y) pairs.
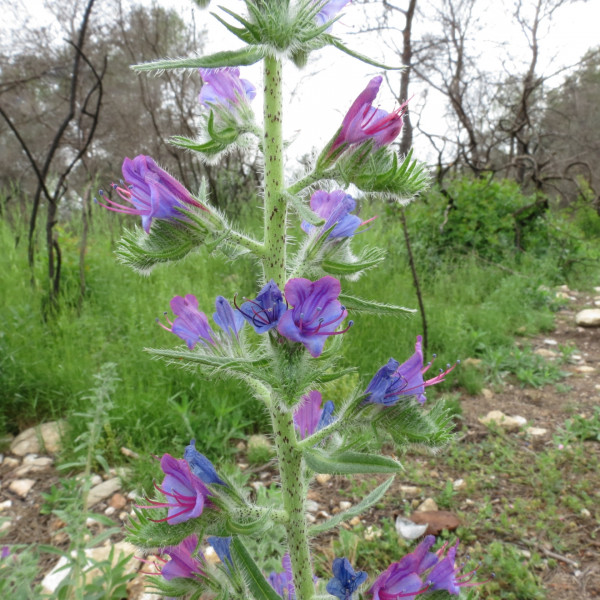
top-left (0, 521), bottom-right (12, 532)
top-left (2, 457), bottom-right (20, 468)
top-left (86, 477), bottom-right (122, 508)
top-left (453, 478), bottom-right (466, 490)
top-left (534, 348), bottom-right (558, 358)
top-left (575, 365), bottom-right (595, 374)
top-left (9, 478), bottom-right (35, 498)
top-left (90, 474), bottom-right (103, 486)
top-left (526, 427), bottom-right (548, 437)
top-left (481, 388), bottom-right (494, 400)
top-left (479, 410), bottom-right (527, 432)
top-left (364, 526), bottom-right (382, 541)
top-left (395, 516), bottom-right (428, 540)
top-left (306, 514), bottom-right (316, 523)
top-left (247, 434), bottom-right (272, 450)
top-left (399, 485), bottom-right (422, 497)
top-left (305, 500), bottom-right (320, 513)
top-left (575, 309), bottom-right (600, 327)
top-left (580, 508), bottom-right (591, 518)
top-left (416, 497), bottom-right (438, 512)
top-left (317, 510), bottom-right (331, 519)
top-left (316, 474), bottom-right (332, 485)
top-left (339, 501), bottom-right (352, 511)
top-left (250, 481), bottom-right (264, 491)
top-left (104, 506), bottom-right (116, 516)
top-left (543, 338), bottom-right (558, 346)
top-left (0, 500), bottom-right (13, 511)
top-left (349, 516), bottom-right (361, 526)
top-left (10, 421), bottom-right (65, 456)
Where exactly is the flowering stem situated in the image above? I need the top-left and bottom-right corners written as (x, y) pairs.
top-left (271, 405), bottom-right (315, 600)
top-left (262, 55), bottom-right (286, 285)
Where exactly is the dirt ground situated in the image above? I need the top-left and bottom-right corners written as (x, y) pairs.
top-left (1, 287), bottom-right (599, 599)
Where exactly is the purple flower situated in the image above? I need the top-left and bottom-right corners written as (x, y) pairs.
top-left (159, 294), bottom-right (216, 350)
top-left (237, 279), bottom-right (288, 334)
top-left (161, 535), bottom-right (205, 581)
top-left (277, 276), bottom-right (351, 358)
top-left (427, 540), bottom-right (485, 595)
top-left (267, 553), bottom-right (296, 600)
top-left (199, 68), bottom-right (256, 113)
top-left (326, 557), bottom-right (367, 600)
top-left (139, 454), bottom-right (212, 525)
top-left (293, 390), bottom-right (335, 439)
top-left (1, 546), bottom-right (9, 560)
top-left (97, 155), bottom-right (207, 233)
top-left (365, 336), bottom-right (457, 405)
top-left (301, 190), bottom-right (375, 239)
top-left (329, 77), bottom-right (407, 155)
top-left (184, 439), bottom-right (225, 486)
top-left (315, 0), bottom-right (351, 27)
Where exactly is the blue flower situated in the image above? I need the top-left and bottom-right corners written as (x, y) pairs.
top-left (315, 0), bottom-right (351, 28)
top-left (213, 295), bottom-right (245, 339)
top-left (198, 68), bottom-right (256, 113)
top-left (184, 439), bottom-right (225, 486)
top-left (277, 276), bottom-right (352, 357)
top-left (326, 557), bottom-right (367, 600)
top-left (237, 279), bottom-right (288, 334)
top-left (207, 536), bottom-right (233, 569)
top-left (267, 553), bottom-right (296, 600)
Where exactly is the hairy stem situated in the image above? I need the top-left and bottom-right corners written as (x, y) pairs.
top-left (262, 55), bottom-right (286, 285)
top-left (271, 405), bottom-right (315, 600)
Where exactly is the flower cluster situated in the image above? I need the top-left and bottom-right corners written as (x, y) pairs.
top-left (368, 536), bottom-right (485, 598)
top-left (198, 67), bottom-right (256, 114)
top-left (97, 155), bottom-right (207, 233)
top-left (159, 294), bottom-right (244, 350)
top-left (365, 336), bottom-right (457, 405)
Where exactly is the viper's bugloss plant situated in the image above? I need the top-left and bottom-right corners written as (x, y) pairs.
top-left (108, 2), bottom-right (487, 598)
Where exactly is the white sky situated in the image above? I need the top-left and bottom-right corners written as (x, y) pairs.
top-left (4, 0), bottom-right (600, 165)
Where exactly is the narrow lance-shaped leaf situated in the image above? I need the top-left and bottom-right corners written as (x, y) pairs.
top-left (132, 47), bottom-right (266, 73)
top-left (326, 35), bottom-right (403, 70)
top-left (230, 537), bottom-right (283, 600)
top-left (339, 293), bottom-right (416, 316)
top-left (304, 449), bottom-right (403, 474)
top-left (308, 476), bottom-right (395, 535)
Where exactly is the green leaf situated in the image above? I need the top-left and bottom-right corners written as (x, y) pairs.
top-left (309, 476), bottom-right (395, 535)
top-left (132, 47), bottom-right (266, 72)
top-left (225, 508), bottom-right (272, 535)
top-left (230, 537), bottom-right (283, 600)
top-left (327, 36), bottom-right (402, 70)
top-left (304, 449), bottom-right (403, 474)
top-left (339, 293), bottom-right (416, 316)
top-left (322, 246), bottom-right (387, 275)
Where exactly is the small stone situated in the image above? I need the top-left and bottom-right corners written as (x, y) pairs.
top-left (86, 477), bottom-right (122, 508)
top-left (481, 388), bottom-right (494, 400)
top-left (410, 510), bottom-right (460, 535)
top-left (259, 471), bottom-right (270, 480)
top-left (526, 427), bottom-right (548, 437)
top-left (247, 434), bottom-right (272, 451)
top-left (204, 546), bottom-right (219, 564)
top-left (235, 441), bottom-right (246, 451)
top-left (518, 549), bottom-right (532, 558)
top-left (534, 348), bottom-right (558, 358)
top-left (0, 521), bottom-right (12, 532)
top-left (120, 446), bottom-right (140, 459)
top-left (479, 410), bottom-right (527, 432)
top-left (349, 516), bottom-right (361, 526)
top-left (399, 485), bottom-right (422, 497)
top-left (86, 517), bottom-right (101, 526)
top-left (237, 463), bottom-right (248, 470)
top-left (416, 498), bottom-right (438, 512)
top-left (109, 493), bottom-right (127, 510)
top-left (395, 516), bottom-right (428, 540)
top-left (104, 506), bottom-right (116, 516)
top-left (317, 510), bottom-right (330, 519)
top-left (339, 501), bottom-right (352, 511)
top-left (554, 291), bottom-right (571, 300)
top-left (574, 365), bottom-right (595, 374)
top-left (10, 421), bottom-right (65, 456)
top-left (453, 478), bottom-right (466, 490)
top-left (575, 309), bottom-right (600, 327)
top-left (2, 457), bottom-right (19, 468)
top-left (316, 474), bottom-right (332, 485)
top-left (9, 478), bottom-right (35, 498)
top-left (306, 514), bottom-right (316, 523)
top-left (543, 338), bottom-right (558, 346)
top-left (0, 500), bottom-right (13, 511)
top-left (127, 490), bottom-right (139, 501)
top-left (250, 481), bottom-right (264, 491)
top-left (119, 512), bottom-right (129, 521)
top-left (306, 500), bottom-right (319, 513)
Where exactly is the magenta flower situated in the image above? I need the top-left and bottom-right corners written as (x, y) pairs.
top-left (97, 155), bottom-right (207, 233)
top-left (159, 294), bottom-right (216, 350)
top-left (329, 77), bottom-right (407, 155)
top-left (293, 390), bottom-right (335, 439)
top-left (277, 276), bottom-right (351, 358)
top-left (427, 540), bottom-right (485, 595)
top-left (140, 454), bottom-right (212, 525)
top-left (315, 0), bottom-right (351, 27)
top-left (365, 336), bottom-right (457, 405)
top-left (160, 535), bottom-right (205, 581)
top-left (301, 190), bottom-right (374, 239)
top-left (199, 67), bottom-right (256, 113)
